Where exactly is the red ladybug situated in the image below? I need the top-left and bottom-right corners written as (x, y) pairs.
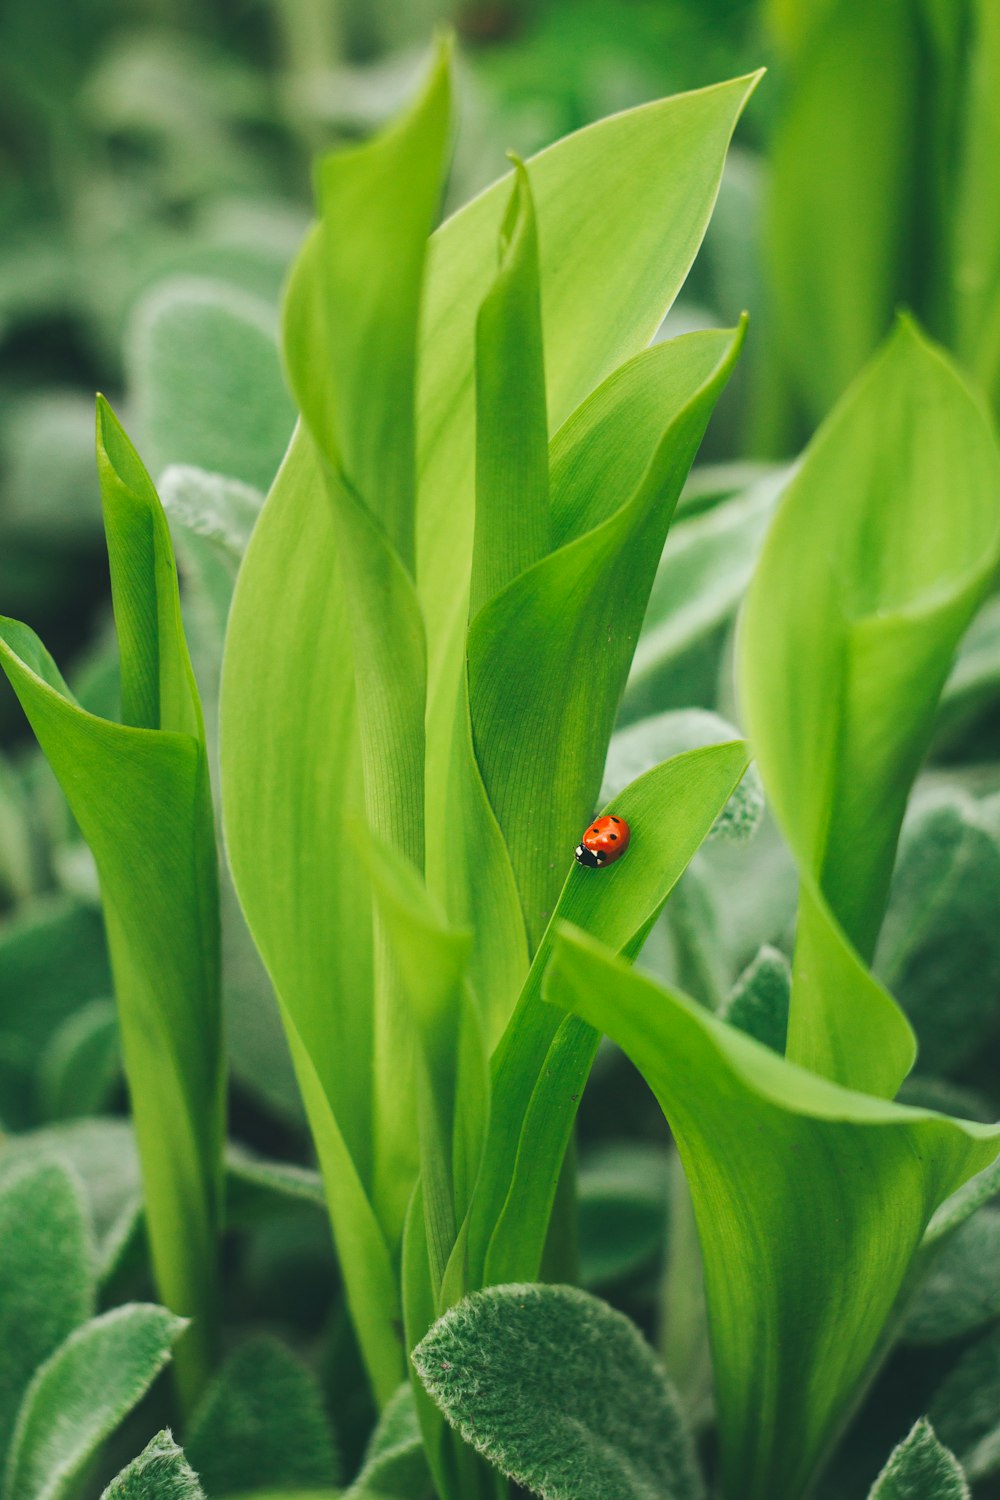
top-left (575, 814), bottom-right (631, 869)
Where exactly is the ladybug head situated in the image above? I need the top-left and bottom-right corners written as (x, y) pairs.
top-left (574, 844), bottom-right (603, 869)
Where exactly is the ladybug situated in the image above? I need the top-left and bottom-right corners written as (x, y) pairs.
top-left (575, 814), bottom-right (631, 869)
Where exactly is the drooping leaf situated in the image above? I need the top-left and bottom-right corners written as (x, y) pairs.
top-left (867, 1419), bottom-right (969, 1500)
top-left (739, 318), bottom-right (1000, 1098)
top-left (0, 399), bottom-right (223, 1405)
top-left (4, 1304), bottom-right (186, 1500)
top-left (0, 1163), bottom-right (94, 1459)
top-left (543, 924), bottom-right (1000, 1500)
top-left (100, 1432), bottom-right (204, 1500)
top-left (128, 278), bottom-right (295, 493)
top-left (413, 1283), bottom-right (704, 1500)
top-left (184, 1338), bottom-right (340, 1496)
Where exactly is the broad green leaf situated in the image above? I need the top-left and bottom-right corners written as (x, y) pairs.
top-left (466, 740), bottom-right (750, 1290)
top-left (4, 1304), bottom-right (185, 1500)
top-left (343, 1383), bottom-right (431, 1500)
top-left (413, 1283), bottom-right (704, 1500)
top-left (929, 1324), bottom-right (1000, 1480)
top-left (100, 1432), bottom-right (204, 1500)
top-left (739, 318), bottom-right (1000, 1097)
top-left (0, 1163), bottom-right (94, 1459)
top-left (36, 999), bottom-right (119, 1120)
top-left (902, 1208), bottom-right (1000, 1346)
top-left (868, 1419), bottom-right (969, 1500)
top-left (0, 400), bottom-right (223, 1405)
top-left (185, 1338), bottom-right (340, 1495)
top-left (876, 789), bottom-right (1000, 1074)
top-left (469, 157), bottom-right (548, 619)
top-left (544, 925), bottom-right (1000, 1500)
top-left (719, 944), bottom-right (790, 1053)
top-left (128, 278), bottom-right (295, 493)
top-left (469, 324), bottom-right (744, 945)
top-left (765, 0), bottom-right (919, 423)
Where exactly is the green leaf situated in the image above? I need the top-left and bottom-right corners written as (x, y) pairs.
top-left (952, 0), bottom-right (1000, 409)
top-left (466, 740), bottom-right (750, 1290)
top-left (100, 1432), bottom-right (204, 1500)
top-left (4, 1304), bottom-right (186, 1500)
top-left (868, 1419), bottom-right (969, 1500)
top-left (543, 925), bottom-right (1000, 1500)
top-left (0, 1119), bottom-right (140, 1263)
top-left (36, 1000), bottom-right (119, 1120)
top-left (128, 278), bottom-right (296, 493)
top-left (0, 400), bottom-right (223, 1405)
top-left (765, 0), bottom-right (920, 423)
top-left (719, 945), bottom-right (790, 1054)
top-left (0, 1163), bottom-right (94, 1459)
top-left (469, 324), bottom-right (745, 946)
top-left (413, 1283), bottom-right (703, 1500)
top-left (185, 1338), bottom-right (340, 1496)
top-left (579, 1143), bottom-right (670, 1288)
top-left (739, 318), bottom-right (1000, 1098)
top-left (934, 595), bottom-right (1000, 753)
top-left (903, 1208), bottom-right (1000, 1346)
top-left (929, 1324), bottom-right (1000, 1480)
top-left (0, 898), bottom-right (109, 1066)
top-left (469, 157), bottom-right (548, 619)
top-left (344, 1383), bottom-right (430, 1500)
top-left (876, 789), bottom-right (1000, 1074)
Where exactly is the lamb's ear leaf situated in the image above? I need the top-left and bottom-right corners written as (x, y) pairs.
top-left (739, 318), bottom-right (1000, 1098)
top-left (719, 945), bottom-right (790, 1053)
top-left (543, 924), bottom-right (1000, 1500)
top-left (412, 1283), bottom-right (704, 1500)
top-left (466, 739), bottom-right (750, 1290)
top-left (100, 1431), bottom-right (204, 1500)
top-left (902, 1208), bottom-right (1000, 1346)
top-left (4, 1304), bottom-right (186, 1500)
top-left (867, 1418), bottom-right (970, 1500)
top-left (343, 1382), bottom-right (431, 1500)
top-left (0, 1162), bottom-right (94, 1459)
top-left (184, 1337), bottom-right (340, 1496)
top-left (928, 1324), bottom-right (1000, 1481)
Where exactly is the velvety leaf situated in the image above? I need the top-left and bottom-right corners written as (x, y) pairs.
top-left (100, 1432), bottom-right (204, 1500)
top-left (739, 318), bottom-right (1000, 1098)
top-left (544, 925), bottom-right (1000, 1500)
top-left (929, 1324), bottom-right (1000, 1480)
top-left (344, 1383), bottom-right (430, 1500)
top-left (602, 709), bottom-right (764, 845)
top-left (36, 1000), bottom-right (119, 1120)
top-left (413, 1283), bottom-right (703, 1500)
top-left (0, 1163), bottom-right (94, 1459)
top-left (465, 741), bottom-right (750, 1291)
top-left (0, 1119), bottom-right (140, 1256)
top-left (876, 789), bottom-right (1000, 1074)
top-left (4, 1304), bottom-right (185, 1500)
top-left (868, 1419), bottom-right (969, 1500)
top-left (719, 945), bottom-right (790, 1054)
top-left (128, 279), bottom-right (295, 493)
top-left (159, 465), bottom-right (264, 572)
top-left (903, 1208), bottom-right (1000, 1345)
top-left (185, 1338), bottom-right (340, 1495)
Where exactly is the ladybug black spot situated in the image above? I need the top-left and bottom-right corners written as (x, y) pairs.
top-left (611, 816), bottom-right (620, 824)
top-left (609, 833), bottom-right (618, 840)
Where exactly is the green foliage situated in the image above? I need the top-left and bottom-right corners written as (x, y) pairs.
top-left (739, 318), bottom-right (1000, 1098)
top-left (4, 1304), bottom-right (185, 1500)
top-left (867, 1419), bottom-right (969, 1500)
top-left (184, 1337), bottom-right (340, 1496)
top-left (719, 944), bottom-right (790, 1053)
top-left (0, 401), bottom-right (224, 1404)
top-left (543, 925), bottom-right (1000, 1500)
top-left (101, 1432), bottom-right (204, 1500)
top-left (0, 1163), bottom-right (94, 1459)
top-left (413, 1283), bottom-right (703, 1500)
top-left (36, 999), bottom-right (119, 1120)
top-left (344, 1383), bottom-right (431, 1500)
top-left (903, 1208), bottom-right (1000, 1345)
top-left (929, 1324), bottom-right (1000, 1480)
top-left (578, 1143), bottom-right (670, 1289)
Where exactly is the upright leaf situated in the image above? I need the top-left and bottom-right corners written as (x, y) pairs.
top-left (739, 319), bottom-right (1000, 1097)
top-left (544, 926), bottom-right (1000, 1500)
top-left (868, 1419), bottom-right (970, 1500)
top-left (100, 1433), bottom-right (204, 1500)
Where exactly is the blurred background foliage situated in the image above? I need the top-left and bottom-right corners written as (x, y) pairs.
top-left (4, 1), bottom-right (1000, 1479)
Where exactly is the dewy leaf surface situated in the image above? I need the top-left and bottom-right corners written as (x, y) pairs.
top-left (0, 1163), bottom-right (94, 1458)
top-left (413, 1283), bottom-right (704, 1500)
top-left (544, 926), bottom-right (1000, 1500)
top-left (739, 318), bottom-right (1000, 1097)
top-left (4, 1304), bottom-right (185, 1500)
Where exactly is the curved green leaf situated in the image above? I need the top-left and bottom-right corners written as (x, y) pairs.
top-left (413, 1283), bottom-right (703, 1500)
top-left (868, 1419), bottom-right (969, 1500)
top-left (100, 1432), bottom-right (204, 1500)
top-left (544, 926), bottom-right (1000, 1500)
top-left (4, 1304), bottom-right (185, 1500)
top-left (739, 318), bottom-right (1000, 1097)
